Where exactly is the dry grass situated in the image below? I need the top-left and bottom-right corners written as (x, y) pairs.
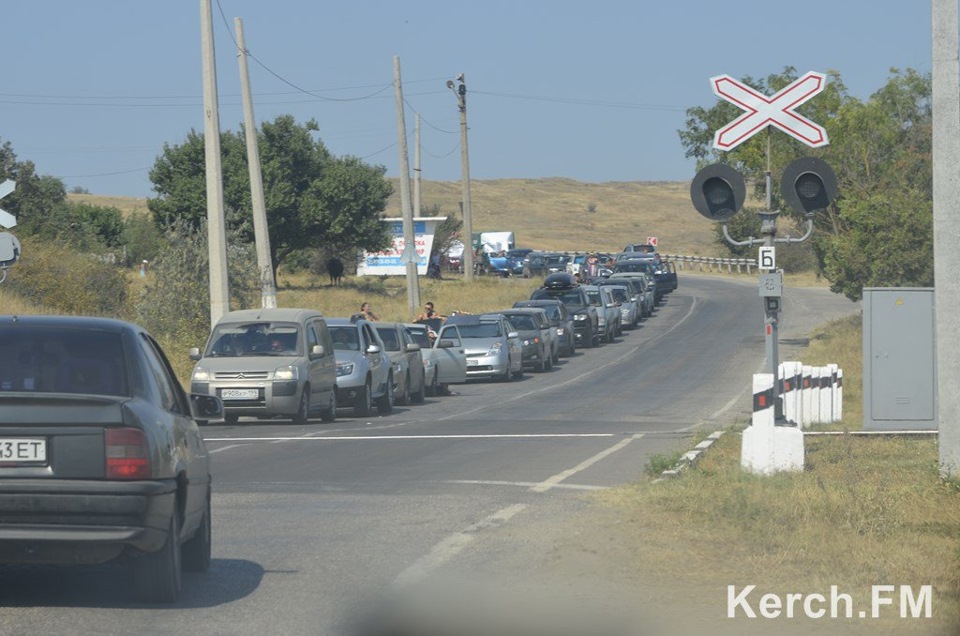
top-left (67, 193), bottom-right (150, 217)
top-left (597, 313), bottom-right (960, 634)
top-left (387, 178), bottom-right (717, 255)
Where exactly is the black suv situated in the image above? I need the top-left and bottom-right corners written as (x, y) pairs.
top-left (529, 274), bottom-right (599, 347)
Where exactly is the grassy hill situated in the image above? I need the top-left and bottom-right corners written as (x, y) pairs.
top-left (385, 178), bottom-right (715, 256)
top-left (69, 177), bottom-right (718, 257)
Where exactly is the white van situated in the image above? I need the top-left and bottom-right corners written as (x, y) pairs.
top-left (189, 308), bottom-right (337, 424)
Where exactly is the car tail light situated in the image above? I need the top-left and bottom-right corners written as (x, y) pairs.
top-left (105, 428), bottom-right (150, 479)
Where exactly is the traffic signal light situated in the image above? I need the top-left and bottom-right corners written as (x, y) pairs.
top-left (781, 157), bottom-right (837, 215)
top-left (690, 163), bottom-right (746, 222)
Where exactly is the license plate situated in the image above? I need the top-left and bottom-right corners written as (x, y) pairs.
top-left (466, 359), bottom-right (479, 366)
top-left (221, 388), bottom-right (258, 400)
top-left (0, 438), bottom-right (46, 463)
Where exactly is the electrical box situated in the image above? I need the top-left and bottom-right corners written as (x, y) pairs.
top-left (863, 288), bottom-right (936, 430)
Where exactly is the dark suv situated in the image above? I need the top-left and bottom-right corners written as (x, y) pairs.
top-left (513, 299), bottom-right (576, 356)
top-left (529, 274), bottom-right (599, 347)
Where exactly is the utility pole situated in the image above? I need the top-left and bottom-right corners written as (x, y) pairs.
top-left (235, 17), bottom-right (277, 309)
top-left (932, 0), bottom-right (960, 476)
top-left (414, 112), bottom-right (422, 220)
top-left (394, 56), bottom-right (421, 318)
top-left (448, 74), bottom-right (473, 281)
top-left (200, 0), bottom-right (230, 326)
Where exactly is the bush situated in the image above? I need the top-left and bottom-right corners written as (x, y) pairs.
top-left (6, 237), bottom-right (129, 316)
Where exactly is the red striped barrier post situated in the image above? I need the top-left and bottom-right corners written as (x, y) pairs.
top-left (742, 373), bottom-right (804, 474)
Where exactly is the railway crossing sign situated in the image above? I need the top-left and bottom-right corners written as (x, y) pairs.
top-left (0, 180), bottom-right (15, 228)
top-left (711, 71), bottom-right (829, 151)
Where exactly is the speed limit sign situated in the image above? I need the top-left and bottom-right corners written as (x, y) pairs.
top-left (759, 246), bottom-right (776, 271)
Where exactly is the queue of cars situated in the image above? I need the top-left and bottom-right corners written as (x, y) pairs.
top-left (0, 243), bottom-right (676, 602)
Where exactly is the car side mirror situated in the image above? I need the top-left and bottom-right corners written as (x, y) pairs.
top-left (190, 393), bottom-right (223, 420)
top-left (189, 347), bottom-right (202, 361)
top-left (310, 344), bottom-right (324, 358)
top-left (437, 339), bottom-right (455, 349)
top-left (507, 331), bottom-right (520, 339)
top-left (406, 343), bottom-right (421, 352)
top-left (366, 344), bottom-right (382, 355)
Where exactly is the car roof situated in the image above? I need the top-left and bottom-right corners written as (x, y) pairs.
top-left (216, 308), bottom-right (324, 323)
top-left (497, 307), bottom-right (546, 316)
top-left (514, 299), bottom-right (563, 307)
top-left (0, 314), bottom-right (134, 333)
top-left (326, 317), bottom-right (369, 327)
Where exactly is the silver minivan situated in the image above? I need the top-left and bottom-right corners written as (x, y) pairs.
top-left (189, 308), bottom-right (337, 424)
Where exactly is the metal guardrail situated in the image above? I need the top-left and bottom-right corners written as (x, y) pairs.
top-left (661, 254), bottom-right (758, 274)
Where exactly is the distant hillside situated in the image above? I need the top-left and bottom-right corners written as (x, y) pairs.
top-left (386, 177), bottom-right (716, 255)
top-left (73, 177), bottom-right (721, 257)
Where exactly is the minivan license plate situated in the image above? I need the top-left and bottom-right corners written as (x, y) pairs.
top-left (0, 439), bottom-right (46, 463)
top-left (221, 388), bottom-right (258, 400)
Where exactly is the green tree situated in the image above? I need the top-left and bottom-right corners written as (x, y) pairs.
top-left (147, 115), bottom-right (392, 273)
top-left (0, 139), bottom-right (67, 234)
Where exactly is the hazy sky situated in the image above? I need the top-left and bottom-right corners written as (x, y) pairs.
top-left (1, 1), bottom-right (932, 198)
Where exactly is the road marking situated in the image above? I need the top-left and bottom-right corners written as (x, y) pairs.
top-left (390, 432), bottom-right (644, 587)
top-left (446, 479), bottom-right (608, 491)
top-left (392, 502), bottom-right (528, 588)
top-left (530, 433), bottom-right (642, 493)
top-left (204, 433), bottom-right (616, 443)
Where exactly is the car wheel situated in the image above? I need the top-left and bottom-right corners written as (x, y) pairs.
top-left (535, 351), bottom-right (545, 373)
top-left (223, 413), bottom-right (239, 424)
top-left (292, 386), bottom-right (310, 425)
top-left (411, 371), bottom-right (426, 404)
top-left (377, 373), bottom-right (394, 414)
top-left (133, 503), bottom-right (182, 603)
top-left (545, 351), bottom-right (553, 370)
top-left (552, 346), bottom-right (560, 364)
top-left (426, 369), bottom-right (439, 396)
top-left (500, 364), bottom-right (512, 382)
top-left (397, 373), bottom-right (411, 406)
top-left (182, 491), bottom-right (211, 573)
top-left (513, 359), bottom-right (524, 379)
top-left (354, 380), bottom-right (372, 417)
top-left (320, 390), bottom-right (336, 423)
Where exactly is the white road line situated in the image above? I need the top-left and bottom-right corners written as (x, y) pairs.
top-left (204, 433), bottom-right (616, 443)
top-left (446, 479), bottom-right (608, 491)
top-left (391, 503), bottom-right (528, 588)
top-left (530, 433), bottom-right (643, 493)
top-left (390, 432), bottom-right (645, 587)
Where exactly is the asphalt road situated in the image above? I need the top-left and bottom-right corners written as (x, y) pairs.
top-left (0, 275), bottom-right (859, 635)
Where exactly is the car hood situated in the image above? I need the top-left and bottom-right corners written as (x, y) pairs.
top-left (334, 350), bottom-right (368, 366)
top-left (197, 354), bottom-right (301, 372)
top-left (461, 337), bottom-right (506, 354)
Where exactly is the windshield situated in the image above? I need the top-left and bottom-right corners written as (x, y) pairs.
top-left (456, 322), bottom-right (503, 338)
top-left (585, 290), bottom-right (603, 306)
top-left (614, 261), bottom-right (654, 274)
top-left (406, 329), bottom-right (432, 349)
top-left (610, 288), bottom-right (628, 302)
top-left (329, 326), bottom-right (361, 351)
top-left (206, 321), bottom-right (300, 357)
top-left (0, 326), bottom-right (128, 396)
top-left (531, 288), bottom-right (586, 309)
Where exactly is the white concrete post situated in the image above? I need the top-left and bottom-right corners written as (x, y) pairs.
top-left (801, 365), bottom-right (814, 428)
top-left (819, 366), bottom-right (833, 424)
top-left (742, 373), bottom-right (804, 475)
top-left (836, 368), bottom-right (844, 421)
top-left (827, 364), bottom-right (839, 423)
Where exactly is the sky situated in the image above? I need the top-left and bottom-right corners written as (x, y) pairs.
top-left (1, 1), bottom-right (933, 199)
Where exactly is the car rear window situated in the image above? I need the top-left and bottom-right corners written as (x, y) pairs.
top-left (506, 315), bottom-right (537, 330)
top-left (375, 327), bottom-right (401, 351)
top-left (0, 327), bottom-right (128, 396)
top-left (329, 326), bottom-right (360, 351)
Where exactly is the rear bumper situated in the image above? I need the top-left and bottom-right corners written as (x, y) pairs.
top-left (0, 479), bottom-right (177, 565)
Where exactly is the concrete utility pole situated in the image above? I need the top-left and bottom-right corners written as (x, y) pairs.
top-left (932, 0), bottom-right (960, 476)
top-left (394, 56), bottom-right (421, 318)
top-left (200, 0), bottom-right (230, 326)
top-left (414, 112), bottom-right (422, 220)
top-left (448, 74), bottom-right (474, 281)
top-left (235, 17), bottom-right (277, 309)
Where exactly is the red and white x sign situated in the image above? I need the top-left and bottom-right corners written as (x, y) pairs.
top-left (711, 71), bottom-right (829, 151)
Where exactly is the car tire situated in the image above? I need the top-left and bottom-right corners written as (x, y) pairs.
top-left (376, 374), bottom-right (394, 414)
top-left (535, 352), bottom-right (545, 373)
top-left (545, 351), bottom-right (553, 371)
top-left (354, 380), bottom-right (372, 417)
top-left (133, 504), bottom-right (182, 603)
top-left (500, 365), bottom-right (512, 382)
top-left (320, 391), bottom-right (336, 423)
top-left (397, 373), bottom-right (411, 406)
top-left (292, 386), bottom-right (310, 425)
top-left (411, 372), bottom-right (426, 404)
top-left (426, 369), bottom-right (440, 396)
top-left (513, 360), bottom-right (524, 379)
top-left (182, 492), bottom-right (211, 573)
